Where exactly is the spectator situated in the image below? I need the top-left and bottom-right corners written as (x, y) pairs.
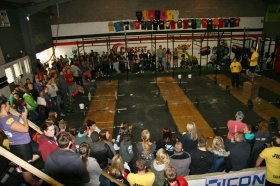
top-left (37, 90), bottom-right (49, 123)
top-left (156, 127), bottom-right (176, 156)
top-left (90, 131), bottom-right (114, 169)
top-left (70, 62), bottom-right (83, 86)
top-left (75, 126), bottom-right (92, 150)
top-left (86, 120), bottom-right (100, 137)
top-left (127, 158), bottom-right (155, 186)
top-left (190, 135), bottom-right (213, 175)
top-left (38, 119), bottom-right (59, 162)
top-left (151, 148), bottom-right (170, 186)
top-left (79, 142), bottom-right (102, 186)
top-left (227, 132), bottom-right (251, 171)
top-left (46, 76), bottom-right (64, 117)
top-left (136, 129), bottom-right (156, 168)
top-left (0, 129), bottom-right (9, 149)
top-left (118, 122), bottom-right (133, 143)
top-left (0, 95), bottom-right (39, 185)
top-left (99, 129), bottom-right (116, 156)
top-left (119, 129), bottom-right (134, 172)
top-left (163, 165), bottom-right (188, 186)
top-left (244, 123), bottom-right (255, 152)
top-left (256, 134), bottom-right (280, 185)
top-left (47, 111), bottom-right (60, 134)
top-left (56, 119), bottom-right (76, 151)
top-left (57, 71), bottom-right (68, 113)
top-left (64, 68), bottom-right (74, 97)
top-left (108, 154), bottom-right (130, 186)
top-left (208, 136), bottom-right (230, 172)
top-left (227, 111), bottom-right (246, 141)
top-left (45, 132), bottom-right (90, 185)
top-left (251, 120), bottom-right (270, 166)
top-left (182, 122), bottom-right (198, 154)
top-left (170, 141), bottom-right (191, 176)
top-left (23, 89), bottom-right (39, 123)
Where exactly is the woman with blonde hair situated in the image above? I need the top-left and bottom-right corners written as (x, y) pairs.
top-left (182, 122), bottom-right (198, 153)
top-left (79, 142), bottom-right (102, 186)
top-left (108, 154), bottom-right (130, 186)
top-left (136, 129), bottom-right (156, 168)
top-left (151, 148), bottom-right (170, 186)
top-left (208, 136), bottom-right (230, 172)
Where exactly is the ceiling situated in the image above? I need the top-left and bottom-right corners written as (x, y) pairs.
top-left (0, 0), bottom-right (53, 8)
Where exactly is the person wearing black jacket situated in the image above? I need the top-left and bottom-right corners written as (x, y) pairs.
top-left (226, 132), bottom-right (251, 171)
top-left (45, 132), bottom-right (90, 186)
top-left (89, 131), bottom-right (114, 170)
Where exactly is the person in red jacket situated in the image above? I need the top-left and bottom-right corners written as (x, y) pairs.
top-left (164, 165), bottom-right (188, 186)
top-left (38, 119), bottom-right (59, 162)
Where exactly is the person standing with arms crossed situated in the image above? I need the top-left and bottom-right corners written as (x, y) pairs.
top-left (230, 57), bottom-right (242, 88)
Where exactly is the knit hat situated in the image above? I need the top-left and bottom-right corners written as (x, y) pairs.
top-left (235, 111), bottom-right (244, 121)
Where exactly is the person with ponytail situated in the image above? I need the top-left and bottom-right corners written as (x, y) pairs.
top-left (79, 142), bottom-right (102, 186)
top-left (136, 129), bottom-right (156, 168)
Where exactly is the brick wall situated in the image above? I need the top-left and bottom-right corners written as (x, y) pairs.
top-left (52, 0), bottom-right (265, 24)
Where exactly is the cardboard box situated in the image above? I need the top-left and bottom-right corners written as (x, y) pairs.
top-left (242, 81), bottom-right (259, 99)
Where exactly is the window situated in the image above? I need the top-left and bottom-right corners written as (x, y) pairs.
top-left (23, 58), bottom-right (31, 73)
top-left (5, 67), bottom-right (14, 83)
top-left (13, 63), bottom-right (23, 78)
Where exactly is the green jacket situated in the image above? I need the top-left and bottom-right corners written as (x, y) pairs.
top-left (23, 93), bottom-right (37, 110)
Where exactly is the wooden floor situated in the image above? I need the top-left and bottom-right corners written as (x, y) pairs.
top-left (156, 77), bottom-right (215, 139)
top-left (85, 80), bottom-right (118, 136)
top-left (254, 75), bottom-right (280, 97)
top-left (207, 74), bottom-right (280, 122)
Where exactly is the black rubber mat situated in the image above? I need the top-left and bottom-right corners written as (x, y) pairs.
top-left (114, 75), bottom-right (177, 142)
top-left (180, 74), bottom-right (262, 137)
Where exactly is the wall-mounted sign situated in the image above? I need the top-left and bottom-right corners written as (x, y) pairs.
top-left (0, 10), bottom-right (10, 27)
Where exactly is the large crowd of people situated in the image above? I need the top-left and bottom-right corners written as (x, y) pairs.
top-left (0, 51), bottom-right (280, 186)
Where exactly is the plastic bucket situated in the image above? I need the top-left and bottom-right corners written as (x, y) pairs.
top-left (79, 103), bottom-right (85, 110)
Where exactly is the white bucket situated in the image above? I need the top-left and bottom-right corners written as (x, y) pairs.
top-left (79, 103), bottom-right (85, 110)
top-left (188, 74), bottom-right (192, 78)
